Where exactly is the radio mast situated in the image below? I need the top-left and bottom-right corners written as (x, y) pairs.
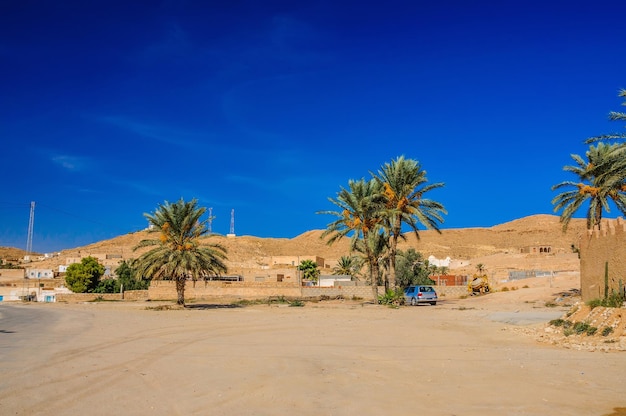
top-left (227, 209), bottom-right (236, 237)
top-left (26, 201), bottom-right (35, 253)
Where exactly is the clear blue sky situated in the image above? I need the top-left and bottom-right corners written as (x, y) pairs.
top-left (1, 0), bottom-right (625, 253)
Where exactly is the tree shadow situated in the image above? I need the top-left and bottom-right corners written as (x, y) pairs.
top-left (184, 303), bottom-right (242, 310)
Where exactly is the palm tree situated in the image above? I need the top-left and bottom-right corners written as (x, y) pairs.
top-left (133, 198), bottom-right (228, 305)
top-left (552, 143), bottom-right (626, 231)
top-left (332, 255), bottom-right (363, 280)
top-left (353, 228), bottom-right (389, 287)
top-left (585, 90), bottom-right (626, 201)
top-left (373, 156), bottom-right (447, 289)
top-left (298, 259), bottom-right (320, 285)
top-left (608, 89), bottom-right (626, 122)
top-left (319, 178), bottom-right (384, 300)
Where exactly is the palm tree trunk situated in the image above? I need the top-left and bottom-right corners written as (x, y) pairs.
top-left (370, 265), bottom-right (379, 301)
top-left (176, 277), bottom-right (186, 305)
top-left (594, 204), bottom-right (603, 230)
top-left (388, 230), bottom-right (400, 290)
top-left (368, 254), bottom-right (379, 301)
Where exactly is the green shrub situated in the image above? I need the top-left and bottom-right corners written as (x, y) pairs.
top-left (587, 290), bottom-right (625, 309)
top-left (572, 322), bottom-right (592, 335)
top-left (601, 326), bottom-right (614, 337)
top-left (378, 289), bottom-right (404, 307)
top-left (289, 299), bottom-right (305, 307)
top-left (604, 290), bottom-right (625, 307)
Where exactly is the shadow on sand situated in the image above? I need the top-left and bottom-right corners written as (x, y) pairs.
top-left (184, 303), bottom-right (242, 310)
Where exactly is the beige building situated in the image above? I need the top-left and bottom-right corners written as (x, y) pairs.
top-left (520, 245), bottom-right (553, 254)
top-left (26, 268), bottom-right (55, 279)
top-left (579, 217), bottom-right (626, 301)
top-left (0, 269), bottom-right (25, 279)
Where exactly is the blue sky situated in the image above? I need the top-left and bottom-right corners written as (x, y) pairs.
top-left (1, 0), bottom-right (625, 253)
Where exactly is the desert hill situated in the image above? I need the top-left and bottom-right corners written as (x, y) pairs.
top-left (14, 214), bottom-right (589, 281)
top-left (0, 246), bottom-right (36, 262)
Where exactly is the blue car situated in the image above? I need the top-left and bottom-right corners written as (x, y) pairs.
top-left (404, 285), bottom-right (438, 306)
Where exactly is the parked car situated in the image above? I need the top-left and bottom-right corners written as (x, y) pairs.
top-left (404, 285), bottom-right (438, 306)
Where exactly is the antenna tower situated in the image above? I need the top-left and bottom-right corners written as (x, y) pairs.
top-left (227, 209), bottom-right (236, 237)
top-left (208, 207), bottom-right (213, 233)
top-left (26, 201), bottom-right (35, 253)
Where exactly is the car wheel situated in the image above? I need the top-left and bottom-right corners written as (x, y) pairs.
top-left (410, 298), bottom-right (417, 306)
top-left (430, 301), bottom-right (437, 306)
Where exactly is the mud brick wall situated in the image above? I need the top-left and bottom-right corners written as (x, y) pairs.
top-left (579, 217), bottom-right (626, 302)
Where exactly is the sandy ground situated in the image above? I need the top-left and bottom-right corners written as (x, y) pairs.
top-left (1, 275), bottom-right (625, 416)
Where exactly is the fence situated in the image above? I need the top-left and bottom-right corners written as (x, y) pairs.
top-left (508, 270), bottom-right (555, 280)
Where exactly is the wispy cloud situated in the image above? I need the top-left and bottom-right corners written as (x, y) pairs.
top-left (95, 115), bottom-right (207, 148)
top-left (50, 154), bottom-right (87, 171)
top-left (110, 178), bottom-right (166, 197)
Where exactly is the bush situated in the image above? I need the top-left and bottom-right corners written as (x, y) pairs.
top-left (378, 289), bottom-right (404, 307)
top-left (601, 326), bottom-right (614, 337)
top-left (65, 257), bottom-right (105, 293)
top-left (587, 291), bottom-right (625, 309)
top-left (572, 322), bottom-right (596, 335)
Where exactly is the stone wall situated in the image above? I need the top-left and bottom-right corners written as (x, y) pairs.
top-left (123, 290), bottom-right (149, 301)
top-left (146, 281), bottom-right (469, 302)
top-left (50, 282), bottom-right (469, 303)
top-left (148, 280), bottom-right (302, 301)
top-left (56, 293), bottom-right (123, 302)
top-left (579, 217), bottom-right (626, 302)
top-left (436, 285), bottom-right (470, 298)
top-left (302, 285), bottom-right (384, 300)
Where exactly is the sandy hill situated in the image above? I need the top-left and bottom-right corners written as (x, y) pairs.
top-left (14, 214), bottom-right (588, 281)
top-left (0, 247), bottom-right (36, 262)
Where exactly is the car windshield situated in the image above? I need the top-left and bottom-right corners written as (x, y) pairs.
top-left (420, 287), bottom-right (434, 292)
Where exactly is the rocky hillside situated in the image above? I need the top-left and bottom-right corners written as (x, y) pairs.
top-left (11, 214), bottom-right (588, 280)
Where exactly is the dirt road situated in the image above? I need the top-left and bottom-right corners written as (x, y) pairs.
top-left (1, 285), bottom-right (624, 416)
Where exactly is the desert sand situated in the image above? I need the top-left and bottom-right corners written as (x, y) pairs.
top-left (1, 273), bottom-right (624, 416)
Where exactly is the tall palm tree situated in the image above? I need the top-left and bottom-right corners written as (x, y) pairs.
top-left (133, 198), bottom-right (228, 305)
top-left (319, 178), bottom-right (384, 300)
top-left (373, 156), bottom-right (447, 289)
top-left (552, 143), bottom-right (626, 231)
top-left (585, 90), bottom-right (626, 199)
top-left (608, 88), bottom-right (626, 122)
